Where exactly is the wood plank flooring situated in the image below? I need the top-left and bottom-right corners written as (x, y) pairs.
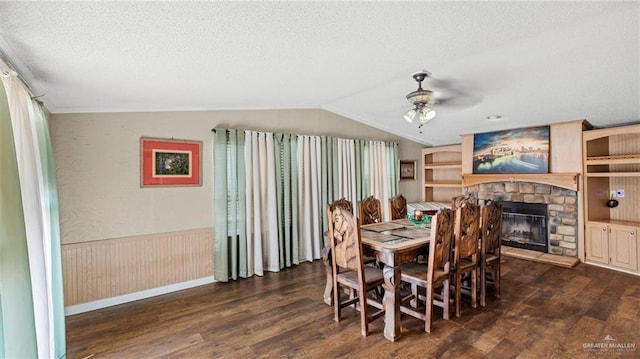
top-left (66, 257), bottom-right (640, 358)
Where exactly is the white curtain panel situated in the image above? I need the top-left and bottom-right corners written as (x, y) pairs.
top-left (244, 131), bottom-right (280, 275)
top-left (296, 135), bottom-right (323, 261)
top-left (369, 141), bottom-right (392, 221)
top-left (2, 73), bottom-right (53, 358)
top-left (337, 138), bottom-right (358, 211)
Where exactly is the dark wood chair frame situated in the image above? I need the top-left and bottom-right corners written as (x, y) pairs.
top-left (480, 200), bottom-right (503, 307)
top-left (451, 201), bottom-right (481, 318)
top-left (328, 206), bottom-right (385, 336)
top-left (389, 194), bottom-right (407, 220)
top-left (399, 208), bottom-right (455, 332)
top-left (359, 196), bottom-right (383, 225)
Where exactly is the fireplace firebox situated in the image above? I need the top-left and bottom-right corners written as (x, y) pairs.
top-left (501, 201), bottom-right (548, 253)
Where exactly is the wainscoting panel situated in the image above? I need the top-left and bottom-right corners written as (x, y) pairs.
top-left (62, 227), bottom-right (213, 307)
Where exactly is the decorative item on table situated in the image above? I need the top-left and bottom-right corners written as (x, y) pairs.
top-left (407, 210), bottom-right (431, 228)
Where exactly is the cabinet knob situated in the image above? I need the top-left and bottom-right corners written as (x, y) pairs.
top-left (631, 231), bottom-right (635, 235)
top-left (602, 227), bottom-right (607, 231)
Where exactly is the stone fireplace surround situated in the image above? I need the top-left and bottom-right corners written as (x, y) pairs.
top-left (465, 181), bottom-right (578, 258)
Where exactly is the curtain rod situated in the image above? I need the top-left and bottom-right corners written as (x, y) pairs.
top-left (211, 128), bottom-right (398, 146)
top-left (0, 49), bottom-right (44, 102)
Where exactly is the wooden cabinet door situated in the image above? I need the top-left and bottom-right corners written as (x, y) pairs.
top-left (609, 225), bottom-right (638, 271)
top-left (585, 223), bottom-right (609, 264)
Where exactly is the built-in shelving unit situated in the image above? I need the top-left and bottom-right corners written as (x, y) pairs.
top-left (583, 124), bottom-right (640, 275)
top-left (422, 144), bottom-right (462, 202)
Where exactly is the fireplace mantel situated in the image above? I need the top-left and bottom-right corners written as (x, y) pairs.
top-left (461, 172), bottom-right (580, 191)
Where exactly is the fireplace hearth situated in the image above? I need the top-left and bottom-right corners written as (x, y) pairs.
top-left (501, 201), bottom-right (548, 253)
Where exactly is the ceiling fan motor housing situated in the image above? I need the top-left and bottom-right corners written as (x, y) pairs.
top-left (407, 71), bottom-right (434, 106)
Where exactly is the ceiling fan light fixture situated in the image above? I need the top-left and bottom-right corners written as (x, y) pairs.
top-left (420, 106), bottom-right (436, 123)
top-left (404, 71), bottom-right (437, 127)
top-left (404, 108), bottom-right (417, 123)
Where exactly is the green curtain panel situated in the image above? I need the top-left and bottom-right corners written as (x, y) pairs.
top-left (213, 129), bottom-right (247, 281)
top-left (2, 74), bottom-right (66, 358)
top-left (275, 133), bottom-right (299, 268)
top-left (354, 139), bottom-right (369, 200)
top-left (31, 100), bottom-right (66, 359)
top-left (387, 142), bottom-right (399, 197)
top-left (0, 73), bottom-right (38, 358)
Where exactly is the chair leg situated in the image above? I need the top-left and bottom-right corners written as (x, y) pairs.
top-left (495, 264), bottom-right (501, 299)
top-left (411, 283), bottom-right (418, 307)
top-left (471, 269), bottom-right (477, 309)
top-left (493, 264), bottom-right (500, 298)
top-left (333, 286), bottom-right (342, 322)
top-left (455, 273), bottom-right (462, 318)
top-left (425, 284), bottom-right (434, 333)
top-left (442, 278), bottom-right (450, 321)
top-left (359, 290), bottom-right (368, 336)
top-left (480, 263), bottom-right (487, 307)
top-left (350, 288), bottom-right (357, 309)
top-left (333, 282), bottom-right (341, 323)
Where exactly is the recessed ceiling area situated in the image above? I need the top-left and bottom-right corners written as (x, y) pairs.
top-left (0, 1), bottom-right (638, 145)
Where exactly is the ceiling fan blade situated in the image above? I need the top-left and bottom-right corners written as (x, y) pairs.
top-left (408, 71), bottom-right (483, 108)
top-left (433, 94), bottom-right (483, 107)
top-left (424, 76), bottom-right (457, 89)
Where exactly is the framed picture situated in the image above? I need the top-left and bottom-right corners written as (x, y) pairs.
top-left (399, 160), bottom-right (416, 180)
top-left (140, 137), bottom-right (202, 187)
top-left (472, 126), bottom-right (550, 174)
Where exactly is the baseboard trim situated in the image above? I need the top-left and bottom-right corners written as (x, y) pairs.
top-left (64, 276), bottom-right (216, 316)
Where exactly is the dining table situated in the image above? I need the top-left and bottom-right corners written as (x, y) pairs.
top-left (322, 217), bottom-right (431, 342)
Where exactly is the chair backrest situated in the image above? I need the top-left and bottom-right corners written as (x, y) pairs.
top-left (328, 206), bottom-right (364, 273)
top-left (389, 194), bottom-right (407, 220)
top-left (359, 196), bottom-right (382, 225)
top-left (453, 201), bottom-right (481, 265)
top-left (451, 194), bottom-right (477, 211)
top-left (330, 197), bottom-right (354, 214)
top-left (481, 200), bottom-right (503, 255)
top-left (428, 208), bottom-right (455, 278)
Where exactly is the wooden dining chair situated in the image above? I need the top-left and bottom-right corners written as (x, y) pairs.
top-left (328, 206), bottom-right (385, 336)
top-left (323, 197), bottom-right (356, 306)
top-left (451, 194), bottom-right (477, 211)
top-left (451, 201), bottom-right (481, 317)
top-left (399, 208), bottom-right (455, 332)
top-left (359, 196), bottom-right (383, 225)
top-left (330, 197), bottom-right (354, 213)
top-left (389, 194), bottom-right (407, 220)
top-left (480, 200), bottom-right (503, 307)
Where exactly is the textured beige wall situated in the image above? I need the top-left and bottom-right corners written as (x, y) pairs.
top-left (51, 109), bottom-right (424, 244)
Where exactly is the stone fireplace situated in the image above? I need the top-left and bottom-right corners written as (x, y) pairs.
top-left (465, 181), bottom-right (578, 258)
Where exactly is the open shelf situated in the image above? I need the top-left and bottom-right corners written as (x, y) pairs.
top-left (424, 181), bottom-right (462, 187)
top-left (422, 144), bottom-right (462, 202)
top-left (424, 161), bottom-right (462, 169)
top-left (586, 154), bottom-right (640, 165)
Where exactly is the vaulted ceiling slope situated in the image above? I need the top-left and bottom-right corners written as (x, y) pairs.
top-left (0, 1), bottom-right (638, 145)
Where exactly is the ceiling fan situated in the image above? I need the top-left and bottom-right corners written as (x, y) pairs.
top-left (404, 71), bottom-right (437, 128)
top-left (404, 70), bottom-right (481, 130)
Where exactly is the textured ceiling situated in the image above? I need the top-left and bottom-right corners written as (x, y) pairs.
top-left (0, 1), bottom-right (638, 145)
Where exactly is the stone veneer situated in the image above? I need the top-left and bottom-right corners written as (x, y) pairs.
top-left (465, 182), bottom-right (578, 258)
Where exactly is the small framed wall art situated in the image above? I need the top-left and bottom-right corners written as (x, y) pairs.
top-left (140, 137), bottom-right (202, 187)
top-left (399, 160), bottom-right (417, 181)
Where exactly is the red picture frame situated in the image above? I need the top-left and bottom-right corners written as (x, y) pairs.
top-left (140, 137), bottom-right (202, 187)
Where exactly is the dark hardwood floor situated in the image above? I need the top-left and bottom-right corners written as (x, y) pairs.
top-left (66, 257), bottom-right (640, 358)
